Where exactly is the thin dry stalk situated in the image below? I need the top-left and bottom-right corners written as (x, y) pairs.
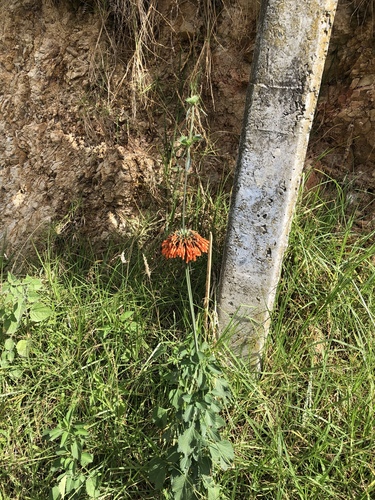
top-left (203, 231), bottom-right (213, 336)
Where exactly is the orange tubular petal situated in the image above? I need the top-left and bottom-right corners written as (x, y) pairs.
top-left (162, 229), bottom-right (210, 263)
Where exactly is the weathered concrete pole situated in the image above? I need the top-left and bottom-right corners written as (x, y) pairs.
top-left (218, 0), bottom-right (338, 366)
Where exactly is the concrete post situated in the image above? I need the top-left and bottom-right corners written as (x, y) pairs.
top-left (218, 0), bottom-right (338, 366)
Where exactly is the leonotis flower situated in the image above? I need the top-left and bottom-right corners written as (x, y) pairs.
top-left (162, 229), bottom-right (209, 264)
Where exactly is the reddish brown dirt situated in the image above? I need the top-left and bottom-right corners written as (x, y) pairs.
top-left (0, 0), bottom-right (374, 256)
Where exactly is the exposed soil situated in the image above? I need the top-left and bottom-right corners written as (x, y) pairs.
top-left (0, 0), bottom-right (374, 256)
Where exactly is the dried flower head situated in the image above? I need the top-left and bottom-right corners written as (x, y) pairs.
top-left (162, 229), bottom-right (209, 264)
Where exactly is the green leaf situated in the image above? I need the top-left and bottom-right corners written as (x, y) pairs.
top-left (86, 474), bottom-right (100, 498)
top-left (43, 428), bottom-right (64, 441)
top-left (166, 446), bottom-right (180, 464)
top-left (207, 483), bottom-right (221, 500)
top-left (8, 351), bottom-right (15, 363)
top-left (212, 378), bottom-right (232, 402)
top-left (195, 368), bottom-right (206, 388)
top-left (4, 300), bottom-right (26, 334)
top-left (177, 425), bottom-right (196, 457)
top-left (208, 440), bottom-right (234, 470)
top-left (13, 300), bottom-right (27, 323)
top-left (73, 426), bottom-right (89, 437)
top-left (29, 302), bottom-right (52, 322)
top-left (169, 388), bottom-right (183, 409)
top-left (60, 431), bottom-right (70, 447)
top-left (198, 456), bottom-right (212, 476)
top-left (9, 367), bottom-right (22, 379)
top-left (179, 453), bottom-right (192, 473)
top-left (80, 452), bottom-right (93, 467)
top-left (119, 311), bottom-right (134, 322)
top-left (65, 475), bottom-right (74, 494)
top-left (183, 404), bottom-right (196, 423)
top-left (4, 338), bottom-right (15, 351)
top-left (6, 272), bottom-right (18, 286)
top-left (203, 409), bottom-right (225, 430)
top-left (58, 474), bottom-right (68, 498)
top-left (3, 314), bottom-right (18, 335)
top-left (23, 275), bottom-right (43, 291)
top-left (27, 290), bottom-right (42, 303)
top-left (171, 473), bottom-right (194, 500)
top-left (56, 448), bottom-right (68, 456)
top-left (62, 408), bottom-right (74, 428)
top-left (71, 441), bottom-right (81, 461)
top-left (152, 406), bottom-right (168, 428)
top-left (148, 457), bottom-right (166, 490)
top-left (16, 339), bottom-right (32, 357)
top-left (182, 393), bottom-right (193, 404)
top-left (51, 485), bottom-right (61, 500)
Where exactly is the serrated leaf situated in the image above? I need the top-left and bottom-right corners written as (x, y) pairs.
top-left (16, 339), bottom-right (32, 357)
top-left (169, 388), bottom-right (183, 409)
top-left (65, 475), bottom-right (74, 494)
top-left (195, 368), bottom-right (206, 388)
top-left (4, 300), bottom-right (26, 334)
top-left (178, 425), bottom-right (196, 458)
top-left (13, 300), bottom-right (27, 322)
top-left (207, 426), bottom-right (221, 443)
top-left (29, 302), bottom-right (52, 322)
top-left (195, 401), bottom-right (208, 411)
top-left (212, 378), bottom-right (232, 402)
top-left (179, 453), bottom-right (192, 473)
top-left (171, 473), bottom-right (194, 500)
top-left (208, 440), bottom-right (234, 470)
top-left (56, 448), bottom-right (68, 456)
top-left (203, 409), bottom-right (225, 429)
top-left (183, 404), bottom-right (196, 422)
top-left (6, 273), bottom-right (17, 285)
top-left (166, 446), bottom-right (179, 464)
top-left (182, 393), bottom-right (193, 404)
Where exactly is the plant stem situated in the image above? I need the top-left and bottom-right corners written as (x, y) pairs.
top-left (203, 232), bottom-right (213, 337)
top-left (182, 149), bottom-right (190, 231)
top-left (182, 101), bottom-right (199, 350)
top-left (182, 104), bottom-right (195, 232)
top-left (186, 264), bottom-right (199, 352)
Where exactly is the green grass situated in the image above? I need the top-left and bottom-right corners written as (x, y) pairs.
top-left (1, 177), bottom-right (375, 499)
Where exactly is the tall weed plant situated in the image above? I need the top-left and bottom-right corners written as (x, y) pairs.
top-left (149, 94), bottom-right (234, 499)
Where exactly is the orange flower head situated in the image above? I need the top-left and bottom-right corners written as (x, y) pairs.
top-left (162, 229), bottom-right (209, 264)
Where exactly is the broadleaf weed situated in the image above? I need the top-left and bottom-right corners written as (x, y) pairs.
top-left (43, 408), bottom-right (100, 499)
top-left (0, 272), bottom-right (52, 379)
